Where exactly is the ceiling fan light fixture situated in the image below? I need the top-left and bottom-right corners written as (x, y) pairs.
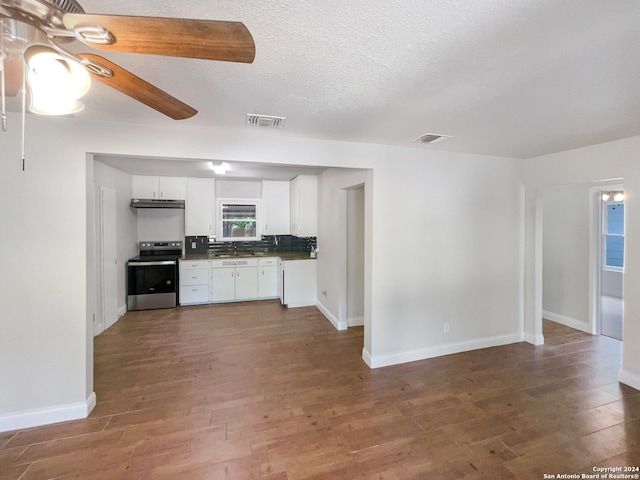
top-left (24, 44), bottom-right (90, 115)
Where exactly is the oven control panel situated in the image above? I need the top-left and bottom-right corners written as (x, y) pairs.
top-left (139, 241), bottom-right (183, 251)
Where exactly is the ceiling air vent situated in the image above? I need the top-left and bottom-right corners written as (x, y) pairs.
top-left (412, 133), bottom-right (452, 144)
top-left (246, 114), bottom-right (286, 129)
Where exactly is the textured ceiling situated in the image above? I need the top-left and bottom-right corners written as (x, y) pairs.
top-left (5, 0), bottom-right (640, 159)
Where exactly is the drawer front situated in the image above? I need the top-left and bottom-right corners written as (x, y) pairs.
top-left (258, 257), bottom-right (277, 267)
top-left (179, 285), bottom-right (209, 304)
top-left (180, 268), bottom-right (208, 286)
top-left (210, 258), bottom-right (259, 268)
top-left (180, 260), bottom-right (209, 270)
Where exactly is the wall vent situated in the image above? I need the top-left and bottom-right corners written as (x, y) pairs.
top-left (412, 133), bottom-right (452, 144)
top-left (246, 114), bottom-right (286, 129)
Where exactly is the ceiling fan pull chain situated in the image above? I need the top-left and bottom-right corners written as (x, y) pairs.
top-left (20, 58), bottom-right (26, 171)
top-left (0, 19), bottom-right (6, 132)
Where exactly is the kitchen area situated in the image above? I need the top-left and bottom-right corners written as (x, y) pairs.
top-left (92, 157), bottom-right (331, 335)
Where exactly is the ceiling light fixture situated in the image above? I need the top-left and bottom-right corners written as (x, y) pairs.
top-left (24, 44), bottom-right (91, 115)
top-left (211, 162), bottom-right (230, 175)
top-left (601, 191), bottom-right (624, 202)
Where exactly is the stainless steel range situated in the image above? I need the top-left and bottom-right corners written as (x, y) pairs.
top-left (127, 241), bottom-right (183, 311)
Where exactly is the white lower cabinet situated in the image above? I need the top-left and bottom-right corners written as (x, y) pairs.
top-left (281, 259), bottom-right (317, 307)
top-left (179, 260), bottom-right (210, 305)
top-left (180, 256), bottom-right (298, 305)
top-left (258, 258), bottom-right (278, 298)
top-left (210, 259), bottom-right (258, 302)
top-left (210, 264), bottom-right (236, 302)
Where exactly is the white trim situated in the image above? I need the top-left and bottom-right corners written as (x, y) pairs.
top-left (117, 304), bottom-right (127, 317)
top-left (362, 347), bottom-right (372, 367)
top-left (0, 392), bottom-right (96, 433)
top-left (524, 332), bottom-right (544, 345)
top-left (286, 300), bottom-right (317, 308)
top-left (542, 310), bottom-right (592, 334)
top-left (367, 333), bottom-right (523, 369)
top-left (316, 301), bottom-right (348, 330)
top-left (618, 369), bottom-right (640, 392)
top-left (216, 198), bottom-right (262, 242)
top-left (347, 316), bottom-right (364, 327)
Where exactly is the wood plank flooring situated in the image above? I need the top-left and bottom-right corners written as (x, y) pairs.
top-left (2, 304), bottom-right (639, 479)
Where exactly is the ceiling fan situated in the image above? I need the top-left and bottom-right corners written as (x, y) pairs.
top-left (0, 0), bottom-right (255, 119)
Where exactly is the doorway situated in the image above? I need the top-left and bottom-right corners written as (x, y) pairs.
top-left (346, 186), bottom-right (365, 327)
top-left (598, 188), bottom-right (624, 340)
top-left (539, 183), bottom-right (624, 346)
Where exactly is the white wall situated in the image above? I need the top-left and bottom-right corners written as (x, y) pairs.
top-left (0, 111), bottom-right (525, 431)
top-left (216, 180), bottom-right (261, 199)
top-left (541, 184), bottom-right (591, 331)
top-left (524, 135), bottom-right (640, 391)
top-left (136, 209), bottom-right (185, 241)
top-left (364, 155), bottom-right (524, 366)
top-left (0, 116), bottom-right (92, 431)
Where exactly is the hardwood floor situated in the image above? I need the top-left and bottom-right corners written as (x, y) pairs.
top-left (2, 305), bottom-right (639, 479)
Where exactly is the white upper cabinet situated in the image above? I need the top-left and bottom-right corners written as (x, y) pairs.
top-left (158, 177), bottom-right (185, 200)
top-left (185, 178), bottom-right (215, 237)
top-left (290, 175), bottom-right (317, 237)
top-left (131, 175), bottom-right (185, 200)
top-left (262, 180), bottom-right (291, 235)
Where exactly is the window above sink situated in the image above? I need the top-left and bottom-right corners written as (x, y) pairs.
top-left (217, 199), bottom-right (262, 242)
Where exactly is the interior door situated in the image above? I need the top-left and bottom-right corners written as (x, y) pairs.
top-left (101, 187), bottom-right (118, 333)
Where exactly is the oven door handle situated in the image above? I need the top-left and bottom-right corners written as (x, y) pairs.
top-left (128, 261), bottom-right (177, 266)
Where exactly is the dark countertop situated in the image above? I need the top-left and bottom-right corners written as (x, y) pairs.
top-left (181, 251), bottom-right (316, 261)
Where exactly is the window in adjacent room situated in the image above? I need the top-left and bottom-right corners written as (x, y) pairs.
top-left (602, 193), bottom-right (624, 269)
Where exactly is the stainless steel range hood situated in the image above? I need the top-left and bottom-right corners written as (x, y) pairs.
top-left (130, 198), bottom-right (185, 209)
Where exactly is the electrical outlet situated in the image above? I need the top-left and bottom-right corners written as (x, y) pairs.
top-left (444, 322), bottom-right (450, 334)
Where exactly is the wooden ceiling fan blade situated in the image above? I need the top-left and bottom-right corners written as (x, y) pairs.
top-left (65, 14), bottom-right (255, 63)
top-left (78, 54), bottom-right (197, 120)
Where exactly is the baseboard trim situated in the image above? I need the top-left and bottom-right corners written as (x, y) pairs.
top-left (543, 310), bottom-right (591, 333)
top-left (0, 392), bottom-right (96, 433)
top-left (315, 301), bottom-right (348, 331)
top-left (347, 316), bottom-right (364, 327)
top-left (619, 369), bottom-right (640, 392)
top-left (524, 332), bottom-right (544, 345)
top-left (286, 300), bottom-right (317, 308)
top-left (368, 333), bottom-right (523, 369)
top-left (117, 304), bottom-right (127, 317)
top-left (362, 347), bottom-right (373, 368)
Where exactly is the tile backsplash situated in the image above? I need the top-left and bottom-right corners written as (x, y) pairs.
top-left (188, 235), bottom-right (317, 256)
